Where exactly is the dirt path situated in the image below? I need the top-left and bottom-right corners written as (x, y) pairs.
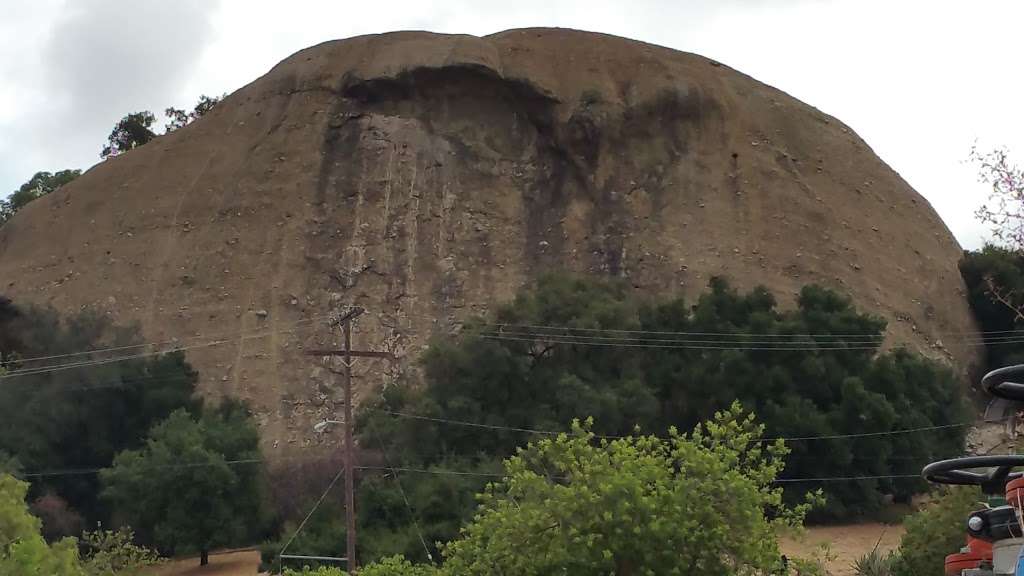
top-left (781, 523), bottom-right (905, 576)
top-left (145, 549), bottom-right (261, 576)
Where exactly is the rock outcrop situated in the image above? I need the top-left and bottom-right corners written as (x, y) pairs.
top-left (0, 29), bottom-right (978, 451)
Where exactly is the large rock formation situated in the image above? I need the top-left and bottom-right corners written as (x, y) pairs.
top-left (0, 28), bottom-right (978, 451)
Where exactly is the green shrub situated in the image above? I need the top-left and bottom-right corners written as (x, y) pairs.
top-left (853, 547), bottom-right (897, 576)
top-left (892, 487), bottom-right (982, 576)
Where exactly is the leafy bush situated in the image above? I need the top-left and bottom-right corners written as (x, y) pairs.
top-left (891, 487), bottom-right (982, 576)
top-left (80, 528), bottom-right (160, 576)
top-left (0, 473), bottom-right (84, 576)
top-left (283, 555), bottom-right (440, 576)
top-left (440, 405), bottom-right (816, 575)
top-left (853, 547), bottom-right (897, 576)
top-left (960, 245), bottom-right (1024, 369)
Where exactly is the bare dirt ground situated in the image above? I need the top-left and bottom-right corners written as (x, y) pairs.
top-left (147, 525), bottom-right (900, 576)
top-left (781, 523), bottom-right (905, 576)
top-left (145, 549), bottom-right (261, 576)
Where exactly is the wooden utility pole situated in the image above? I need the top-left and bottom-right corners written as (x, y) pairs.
top-left (305, 306), bottom-right (393, 573)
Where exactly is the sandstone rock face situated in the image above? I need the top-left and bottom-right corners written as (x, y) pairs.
top-left (0, 29), bottom-right (978, 451)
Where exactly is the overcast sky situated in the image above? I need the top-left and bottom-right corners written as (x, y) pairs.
top-left (1, 0), bottom-right (1021, 249)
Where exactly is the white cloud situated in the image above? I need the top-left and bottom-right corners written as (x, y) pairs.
top-left (0, 0), bottom-right (218, 191)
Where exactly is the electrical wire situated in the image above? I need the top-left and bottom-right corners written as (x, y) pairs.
top-left (478, 331), bottom-right (1024, 351)
top-left (0, 313), bottom-right (335, 381)
top-left (370, 408), bottom-right (983, 443)
top-left (5, 312), bottom-right (334, 365)
top-left (277, 465), bottom-right (346, 575)
top-left (6, 309), bottom-right (1024, 380)
top-left (384, 310), bottom-right (1024, 340)
top-left (370, 423), bottom-right (435, 562)
top-left (478, 327), bottom-right (1024, 346)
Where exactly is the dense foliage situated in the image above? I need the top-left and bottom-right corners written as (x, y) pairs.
top-left (442, 407), bottom-right (814, 575)
top-left (284, 406), bottom-right (813, 575)
top-left (262, 456), bottom-right (497, 570)
top-left (0, 299), bottom-right (199, 523)
top-left (960, 245), bottom-right (1024, 369)
top-left (100, 95), bottom-right (223, 158)
top-left (79, 528), bottom-right (162, 576)
top-left (360, 274), bottom-right (965, 538)
top-left (0, 169), bottom-right (80, 225)
top-left (1, 474), bottom-right (162, 575)
top-left (891, 487), bottom-right (983, 576)
top-left (0, 474), bottom-right (83, 576)
top-left (101, 403), bottom-right (268, 565)
top-left (100, 111), bottom-right (157, 158)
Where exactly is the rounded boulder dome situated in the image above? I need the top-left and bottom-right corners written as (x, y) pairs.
top-left (0, 28), bottom-right (979, 449)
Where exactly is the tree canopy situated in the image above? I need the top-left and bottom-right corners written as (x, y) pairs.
top-left (165, 94), bottom-right (223, 132)
top-left (892, 486), bottom-right (983, 576)
top-left (442, 407), bottom-right (814, 575)
top-left (360, 274), bottom-right (965, 534)
top-left (100, 112), bottom-right (156, 158)
top-left (0, 299), bottom-right (199, 523)
top-left (283, 405), bottom-right (814, 576)
top-left (101, 403), bottom-right (267, 565)
top-left (960, 244), bottom-right (1024, 369)
top-left (0, 169), bottom-right (80, 225)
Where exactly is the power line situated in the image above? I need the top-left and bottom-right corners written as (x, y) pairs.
top-left (478, 331), bottom-right (1024, 351)
top-left (5, 313), bottom-right (334, 365)
top-left (6, 311), bottom-right (1023, 381)
top-left (1, 339), bottom-right (229, 379)
top-left (278, 464), bottom-right (346, 575)
top-left (385, 310), bottom-right (1024, 340)
top-left (0, 314), bottom-right (335, 381)
top-left (19, 457), bottom-right (266, 478)
top-left (371, 407), bottom-right (983, 443)
top-left (11, 451), bottom-right (977, 485)
top-left (370, 424), bottom-right (435, 562)
top-left (376, 410), bottom-right (561, 437)
top-left (480, 326), bottom-right (1024, 346)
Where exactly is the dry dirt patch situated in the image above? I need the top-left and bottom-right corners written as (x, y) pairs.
top-left (144, 549), bottom-right (261, 576)
top-left (780, 523), bottom-right (905, 576)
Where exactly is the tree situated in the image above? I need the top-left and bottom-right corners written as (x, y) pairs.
top-left (362, 274), bottom-right (966, 522)
top-left (0, 169), bottom-right (80, 226)
top-left (968, 147), bottom-right (1024, 323)
top-left (973, 146), bottom-right (1024, 252)
top-left (8, 170), bottom-right (80, 212)
top-left (165, 94), bottom-right (223, 132)
top-left (101, 403), bottom-right (267, 566)
top-left (0, 473), bottom-right (84, 576)
top-left (891, 486), bottom-right (982, 576)
top-left (959, 246), bottom-right (1024, 369)
top-left (0, 301), bottom-right (199, 522)
top-left (79, 528), bottom-right (161, 576)
top-left (441, 405), bottom-right (816, 575)
top-left (100, 112), bottom-right (156, 158)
